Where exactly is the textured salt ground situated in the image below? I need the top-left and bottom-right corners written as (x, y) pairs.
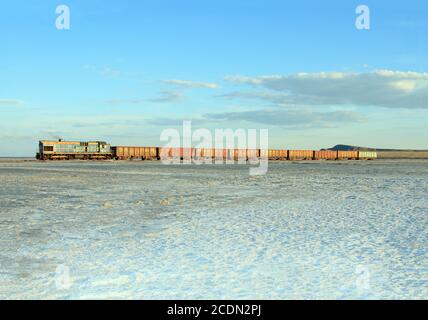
top-left (0, 160), bottom-right (426, 299)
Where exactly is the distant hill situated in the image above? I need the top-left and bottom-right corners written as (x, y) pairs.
top-left (325, 144), bottom-right (428, 152)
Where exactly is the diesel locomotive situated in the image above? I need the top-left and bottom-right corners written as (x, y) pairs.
top-left (37, 140), bottom-right (113, 160)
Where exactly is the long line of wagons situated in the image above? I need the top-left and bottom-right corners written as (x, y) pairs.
top-left (37, 140), bottom-right (378, 161)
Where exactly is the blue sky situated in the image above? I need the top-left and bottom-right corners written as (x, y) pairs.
top-left (1, 0), bottom-right (427, 156)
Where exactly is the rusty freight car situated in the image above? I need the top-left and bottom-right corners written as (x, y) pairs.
top-left (246, 149), bottom-right (260, 162)
top-left (214, 149), bottom-right (228, 161)
top-left (112, 146), bottom-right (158, 160)
top-left (157, 147), bottom-right (192, 161)
top-left (233, 149), bottom-right (248, 162)
top-left (202, 148), bottom-right (214, 160)
top-left (358, 151), bottom-right (378, 160)
top-left (314, 150), bottom-right (338, 160)
top-left (288, 150), bottom-right (314, 160)
top-left (260, 149), bottom-right (269, 159)
top-left (337, 150), bottom-right (358, 160)
top-left (268, 149), bottom-right (287, 160)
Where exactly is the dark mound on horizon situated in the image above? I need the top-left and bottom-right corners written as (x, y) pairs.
top-left (326, 144), bottom-right (428, 152)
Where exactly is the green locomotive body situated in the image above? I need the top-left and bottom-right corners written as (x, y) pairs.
top-left (37, 140), bottom-right (113, 160)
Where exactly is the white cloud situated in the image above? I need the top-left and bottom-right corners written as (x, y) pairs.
top-left (390, 81), bottom-right (417, 93)
top-left (105, 99), bottom-right (144, 105)
top-left (217, 91), bottom-right (291, 105)
top-left (83, 65), bottom-right (142, 78)
top-left (148, 90), bottom-right (183, 103)
top-left (0, 99), bottom-right (24, 106)
top-left (147, 108), bottom-right (365, 128)
top-left (224, 70), bottom-right (428, 109)
top-left (204, 109), bottom-right (366, 127)
top-left (163, 79), bottom-right (219, 89)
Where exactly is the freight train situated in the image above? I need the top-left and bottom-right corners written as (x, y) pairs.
top-left (37, 140), bottom-right (377, 161)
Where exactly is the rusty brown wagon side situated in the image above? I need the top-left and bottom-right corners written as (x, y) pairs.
top-left (140, 147), bottom-right (158, 160)
top-left (141, 147), bottom-right (149, 160)
top-left (214, 149), bottom-right (227, 161)
top-left (144, 147), bottom-right (152, 160)
top-left (202, 148), bottom-right (214, 160)
top-left (124, 147), bottom-right (131, 159)
top-left (314, 150), bottom-right (338, 160)
top-left (268, 149), bottom-right (285, 160)
top-left (157, 147), bottom-right (191, 161)
top-left (112, 146), bottom-right (125, 160)
top-left (337, 150), bottom-right (358, 160)
top-left (246, 149), bottom-right (259, 161)
top-left (158, 147), bottom-right (172, 160)
top-left (226, 149), bottom-right (234, 160)
top-left (111, 146), bottom-right (119, 159)
top-left (113, 146), bottom-right (157, 160)
top-left (129, 147), bottom-right (136, 158)
top-left (153, 147), bottom-right (160, 159)
top-left (289, 150), bottom-right (314, 160)
top-left (181, 148), bottom-right (193, 161)
top-left (158, 147), bottom-right (182, 161)
top-left (134, 147), bottom-right (141, 159)
top-left (120, 147), bottom-right (127, 159)
top-left (138, 147), bottom-right (144, 159)
top-left (260, 149), bottom-right (269, 159)
top-left (358, 151), bottom-right (378, 160)
top-left (136, 147), bottom-right (157, 160)
top-left (171, 148), bottom-right (183, 160)
top-left (233, 149), bottom-right (247, 162)
top-left (191, 148), bottom-right (215, 161)
top-left (115, 146), bottom-right (130, 160)
top-left (193, 148), bottom-right (203, 160)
